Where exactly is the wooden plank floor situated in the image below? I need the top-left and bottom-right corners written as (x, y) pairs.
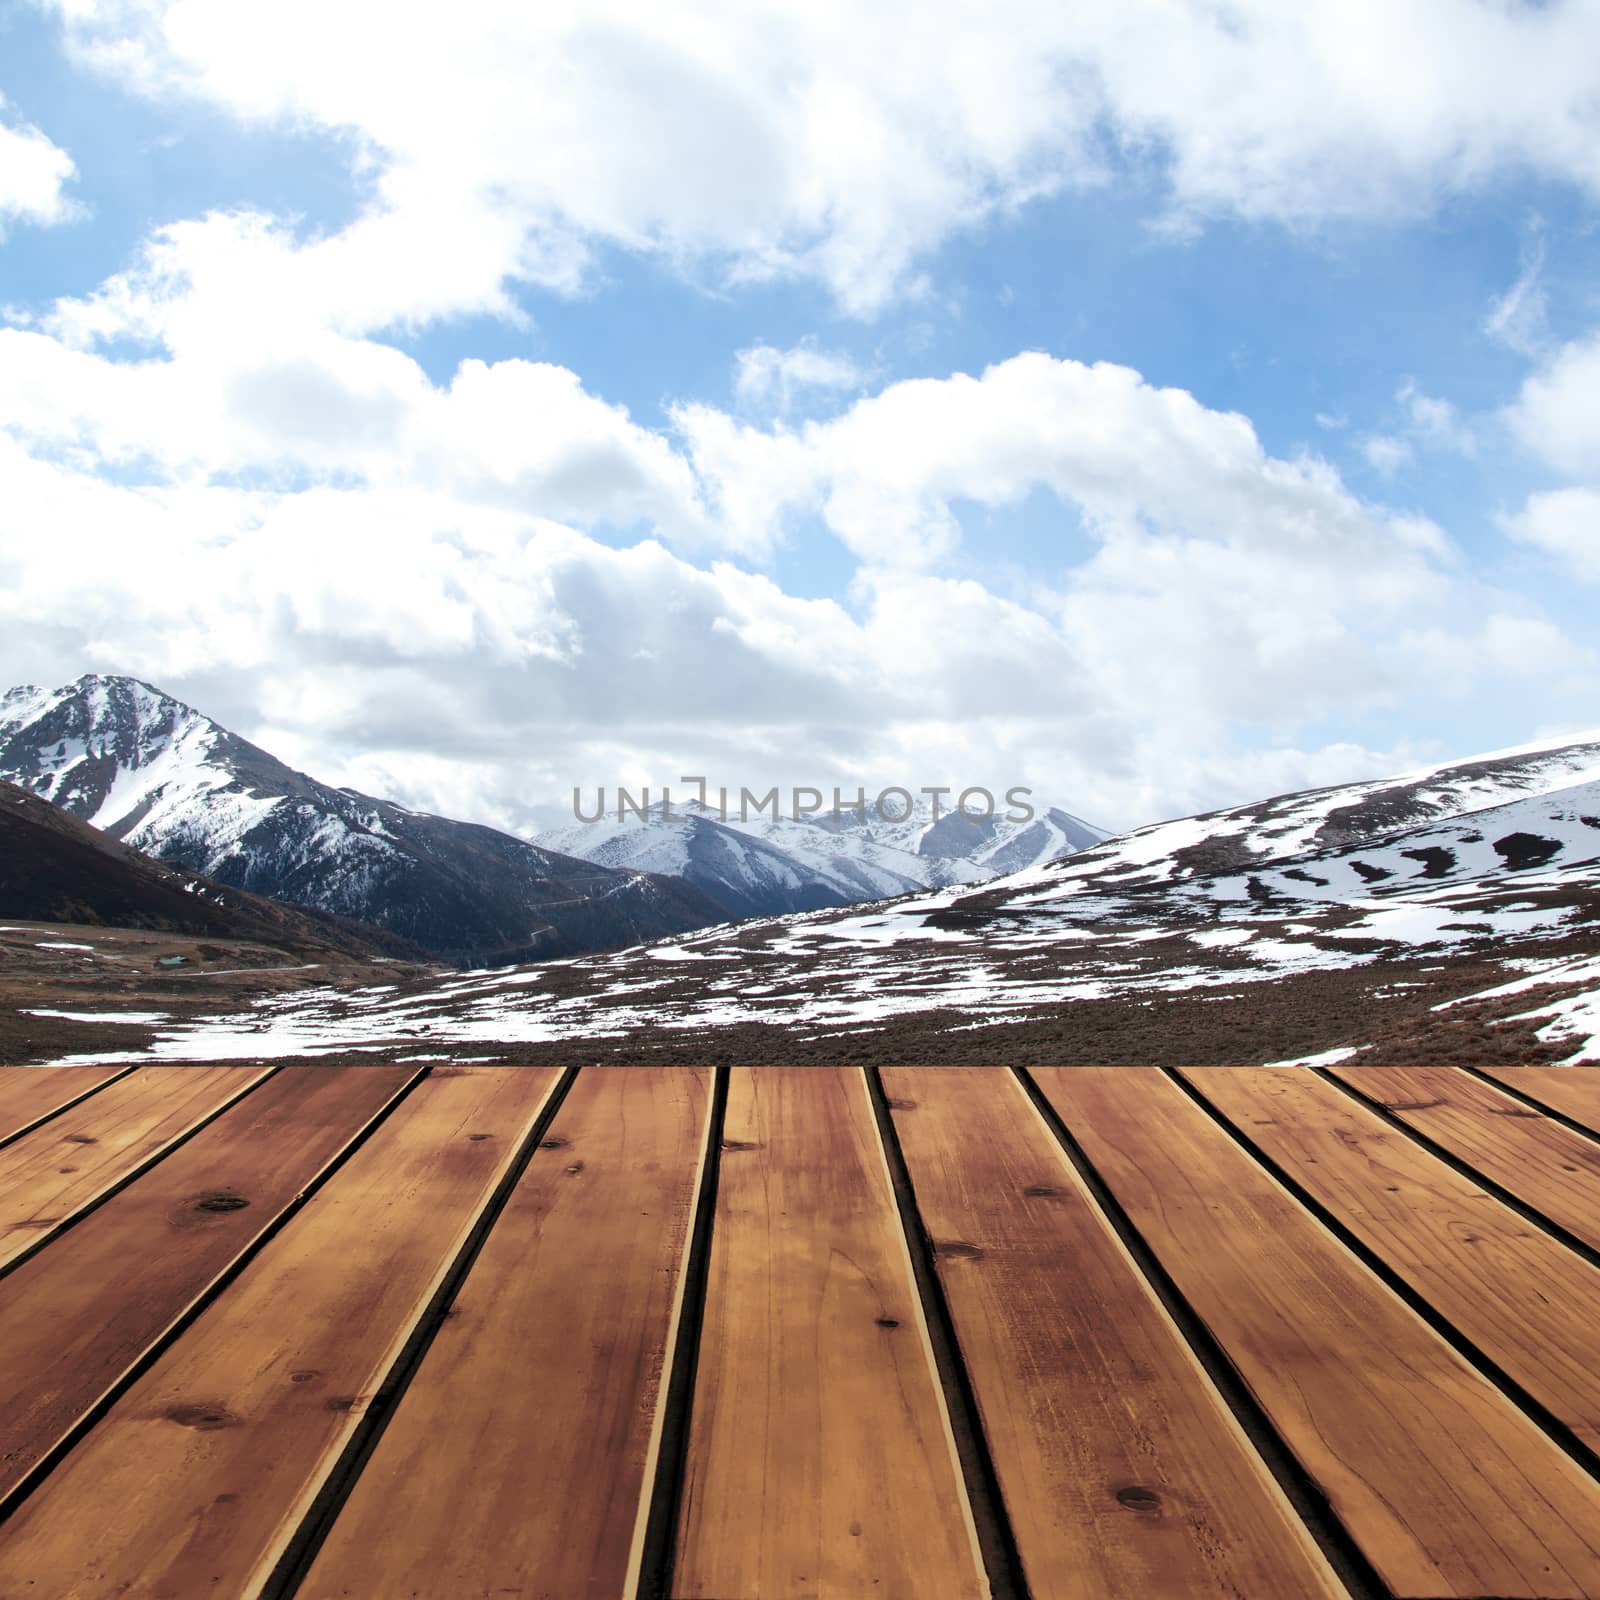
top-left (301, 1066), bottom-right (712, 1600)
top-left (0, 1063), bottom-right (1595, 1600)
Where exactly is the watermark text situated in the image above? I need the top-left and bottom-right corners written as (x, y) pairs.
top-left (571, 777), bottom-right (1034, 826)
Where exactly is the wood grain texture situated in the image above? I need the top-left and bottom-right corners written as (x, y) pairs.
top-left (1331, 1064), bottom-right (1600, 1252)
top-left (300, 1066), bottom-right (714, 1600)
top-left (0, 1064), bottom-right (272, 1269)
top-left (0, 1066), bottom-right (127, 1143)
top-left (673, 1067), bottom-right (987, 1600)
top-left (1478, 1066), bottom-right (1600, 1134)
top-left (1186, 1065), bottom-right (1600, 1449)
top-left (1036, 1067), bottom-right (1600, 1600)
top-left (0, 1065), bottom-right (562, 1600)
top-left (882, 1067), bottom-right (1347, 1600)
top-left (0, 1065), bottom-right (416, 1504)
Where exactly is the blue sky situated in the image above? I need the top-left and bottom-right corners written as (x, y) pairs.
top-left (2, 1), bottom-right (1597, 834)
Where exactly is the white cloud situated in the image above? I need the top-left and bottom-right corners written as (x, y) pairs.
top-left (0, 96), bottom-right (78, 230)
top-left (1406, 611), bottom-right (1598, 676)
top-left (1362, 435), bottom-right (1414, 476)
top-left (2, 9), bottom-right (1590, 837)
top-left (1500, 330), bottom-right (1600, 585)
top-left (681, 352), bottom-right (1451, 576)
top-left (6, 315), bottom-right (1552, 832)
top-left (1486, 222), bottom-right (1550, 355)
top-left (1505, 331), bottom-right (1600, 478)
top-left (1396, 379), bottom-right (1475, 456)
top-left (42, 0), bottom-right (1600, 315)
top-left (1502, 489), bottom-right (1600, 584)
top-left (734, 342), bottom-right (862, 413)
top-left (1, 339), bottom-right (1582, 832)
top-left (1359, 381), bottom-right (1474, 476)
top-left (0, 217), bottom-right (707, 540)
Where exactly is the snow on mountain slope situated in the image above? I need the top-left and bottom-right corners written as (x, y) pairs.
top-left (535, 806), bottom-right (904, 919)
top-left (537, 795), bottom-right (1108, 914)
top-left (0, 676), bottom-right (720, 963)
top-left (1437, 954), bottom-right (1600, 1066)
top-left (1016, 727), bottom-right (1600, 898)
top-left (720, 794), bottom-right (1105, 887)
top-left (53, 840), bottom-right (1600, 1065)
top-left (0, 776), bottom-right (430, 957)
top-left (1221, 778), bottom-right (1600, 904)
top-left (63, 726), bottom-right (1600, 1066)
top-left (1000, 774), bottom-right (1600, 915)
top-left (2, 678), bottom-right (283, 856)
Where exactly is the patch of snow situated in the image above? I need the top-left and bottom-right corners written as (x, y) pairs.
top-left (25, 1009), bottom-right (170, 1024)
top-left (1189, 928), bottom-right (1256, 948)
top-left (1263, 1046), bottom-right (1364, 1067)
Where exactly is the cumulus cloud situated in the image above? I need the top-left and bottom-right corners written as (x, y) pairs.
top-left (4, 320), bottom-right (1550, 828)
top-left (1505, 331), bottom-right (1600, 478)
top-left (0, 214), bottom-right (707, 538)
top-left (681, 352), bottom-right (1451, 576)
top-left (7, 3), bottom-right (1597, 829)
top-left (0, 96), bottom-right (78, 230)
top-left (40, 0), bottom-right (1600, 315)
top-left (1500, 329), bottom-right (1600, 585)
top-left (1502, 489), bottom-right (1600, 584)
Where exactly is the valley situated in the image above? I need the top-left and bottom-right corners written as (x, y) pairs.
top-left (7, 719), bottom-right (1598, 1068)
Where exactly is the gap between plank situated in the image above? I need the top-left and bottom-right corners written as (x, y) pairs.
top-left (632, 1066), bottom-right (729, 1600)
top-left (1171, 1067), bottom-right (1600, 1493)
top-left (263, 1063), bottom-right (582, 1600)
top-left (0, 1064), bottom-right (287, 1286)
top-left (1315, 1067), bottom-right (1600, 1274)
top-left (0, 1064), bottom-right (142, 1153)
top-left (865, 1065), bottom-right (1032, 1600)
top-left (1456, 1064), bottom-right (1600, 1146)
top-left (1014, 1068), bottom-right (1391, 1600)
top-left (0, 1063), bottom-right (431, 1529)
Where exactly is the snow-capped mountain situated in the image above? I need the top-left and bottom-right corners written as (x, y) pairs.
top-left (720, 794), bottom-right (1106, 886)
top-left (73, 724), bottom-right (1600, 1069)
top-left (0, 776), bottom-right (426, 959)
top-left (535, 805), bottom-right (918, 920)
top-left (536, 795), bottom-right (1108, 918)
top-left (0, 676), bottom-right (720, 964)
top-left (1037, 728), bottom-right (1600, 898)
top-left (1163, 775), bottom-right (1600, 907)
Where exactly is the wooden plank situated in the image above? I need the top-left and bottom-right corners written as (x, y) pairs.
top-left (300, 1066), bottom-right (714, 1600)
top-left (0, 1064), bottom-right (416, 1503)
top-left (1478, 1066), bottom-right (1600, 1134)
top-left (882, 1067), bottom-right (1346, 1600)
top-left (0, 1064), bottom-right (273, 1268)
top-left (673, 1067), bottom-right (986, 1600)
top-left (0, 1066), bottom-right (127, 1143)
top-left (1184, 1066), bottom-right (1600, 1450)
top-left (0, 1065), bottom-right (563, 1599)
top-left (1330, 1064), bottom-right (1600, 1252)
top-left (1035, 1067), bottom-right (1600, 1600)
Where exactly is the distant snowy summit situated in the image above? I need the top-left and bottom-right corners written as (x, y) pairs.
top-left (535, 793), bottom-right (1108, 920)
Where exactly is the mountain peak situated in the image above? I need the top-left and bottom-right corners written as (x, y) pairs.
top-left (536, 788), bottom-right (1109, 916)
top-left (0, 676), bottom-right (719, 963)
